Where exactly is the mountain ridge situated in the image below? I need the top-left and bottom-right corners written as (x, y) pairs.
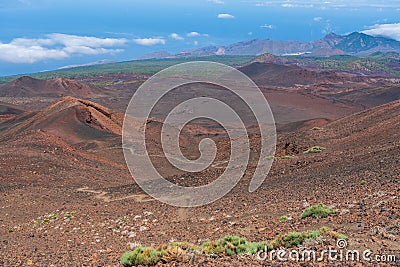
top-left (153, 32), bottom-right (400, 58)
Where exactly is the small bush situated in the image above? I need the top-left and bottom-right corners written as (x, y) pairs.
top-left (272, 232), bottom-right (304, 248)
top-left (271, 227), bottom-right (343, 249)
top-left (47, 214), bottom-right (58, 220)
top-left (201, 240), bottom-right (225, 254)
top-left (201, 235), bottom-right (266, 256)
top-left (120, 229), bottom-right (348, 266)
top-left (303, 146), bottom-right (326, 154)
top-left (121, 247), bottom-right (166, 267)
top-left (301, 204), bottom-right (335, 219)
top-left (360, 180), bottom-right (366, 185)
top-left (279, 216), bottom-right (288, 222)
top-left (162, 247), bottom-right (188, 263)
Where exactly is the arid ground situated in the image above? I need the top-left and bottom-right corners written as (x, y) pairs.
top-left (0, 63), bottom-right (399, 266)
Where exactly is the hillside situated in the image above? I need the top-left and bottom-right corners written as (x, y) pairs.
top-left (0, 96), bottom-right (123, 145)
top-left (0, 76), bottom-right (108, 98)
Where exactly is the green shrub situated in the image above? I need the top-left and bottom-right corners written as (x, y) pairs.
top-left (121, 247), bottom-right (166, 267)
top-left (360, 180), bottom-right (366, 185)
top-left (201, 235), bottom-right (266, 256)
top-left (303, 146), bottom-right (326, 154)
top-left (272, 232), bottom-right (307, 248)
top-left (201, 240), bottom-right (225, 254)
top-left (279, 216), bottom-right (288, 222)
top-left (301, 204), bottom-right (335, 219)
top-left (271, 227), bottom-right (343, 249)
top-left (120, 229), bottom-right (347, 265)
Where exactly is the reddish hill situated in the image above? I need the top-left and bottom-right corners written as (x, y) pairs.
top-left (239, 62), bottom-right (341, 87)
top-left (0, 76), bottom-right (108, 98)
top-left (324, 99), bottom-right (400, 147)
top-left (0, 96), bottom-right (123, 145)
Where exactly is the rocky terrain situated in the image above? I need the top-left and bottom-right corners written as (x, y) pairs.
top-left (0, 64), bottom-right (399, 266)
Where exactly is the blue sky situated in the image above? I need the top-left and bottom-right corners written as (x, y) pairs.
top-left (1, 0), bottom-right (400, 76)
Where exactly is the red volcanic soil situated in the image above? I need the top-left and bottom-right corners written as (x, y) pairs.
top-left (0, 95), bottom-right (399, 266)
top-left (239, 62), bottom-right (341, 87)
top-left (263, 88), bottom-right (358, 124)
top-left (0, 96), bottom-right (123, 146)
top-left (276, 117), bottom-right (334, 132)
top-left (0, 76), bottom-right (108, 98)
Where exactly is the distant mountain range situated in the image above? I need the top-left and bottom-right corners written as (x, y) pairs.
top-left (141, 32), bottom-right (400, 59)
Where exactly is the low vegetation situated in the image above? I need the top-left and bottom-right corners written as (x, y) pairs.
top-left (120, 227), bottom-right (347, 266)
top-left (301, 204), bottom-right (335, 219)
top-left (303, 146), bottom-right (326, 154)
top-left (121, 247), bottom-right (166, 266)
top-left (272, 227), bottom-right (346, 248)
top-left (279, 216), bottom-right (288, 222)
top-left (202, 235), bottom-right (267, 256)
top-left (0, 56), bottom-right (253, 84)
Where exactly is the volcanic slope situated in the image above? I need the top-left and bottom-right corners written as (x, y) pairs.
top-left (0, 99), bottom-right (399, 266)
top-left (0, 76), bottom-right (108, 98)
top-left (0, 96), bottom-right (123, 146)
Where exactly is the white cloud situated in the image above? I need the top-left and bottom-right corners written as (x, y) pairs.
top-left (187, 32), bottom-right (200, 37)
top-left (208, 0), bottom-right (224, 4)
top-left (48, 33), bottom-right (126, 47)
top-left (260, 24), bottom-right (274, 29)
top-left (217, 13), bottom-right (235, 19)
top-left (313, 16), bottom-right (323, 22)
top-left (0, 43), bottom-right (68, 63)
top-left (63, 46), bottom-right (122, 55)
top-left (194, 41), bottom-right (199, 46)
top-left (0, 34), bottom-right (127, 64)
top-left (187, 32), bottom-right (209, 37)
top-left (170, 33), bottom-right (184, 41)
top-left (281, 3), bottom-right (294, 7)
top-left (133, 38), bottom-right (166, 46)
top-left (362, 23), bottom-right (400, 41)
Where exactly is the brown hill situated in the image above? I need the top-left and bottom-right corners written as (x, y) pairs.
top-left (332, 85), bottom-right (400, 108)
top-left (0, 96), bottom-right (123, 145)
top-left (0, 76), bottom-right (108, 98)
top-left (239, 62), bottom-right (340, 87)
top-left (324, 99), bottom-right (400, 147)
